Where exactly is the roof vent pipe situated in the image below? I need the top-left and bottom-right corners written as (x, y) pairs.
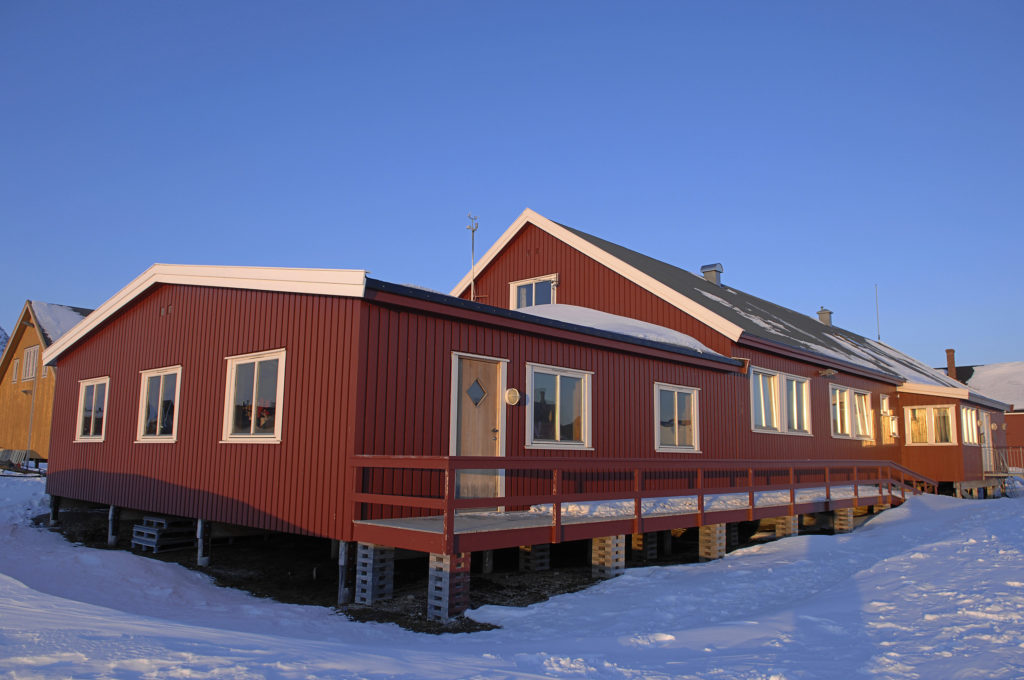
top-left (700, 263), bottom-right (724, 286)
top-left (946, 348), bottom-right (957, 380)
top-left (817, 307), bottom-right (833, 326)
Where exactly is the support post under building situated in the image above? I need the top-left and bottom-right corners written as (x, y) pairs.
top-left (427, 552), bottom-right (471, 620)
top-left (699, 523), bottom-right (726, 562)
top-left (833, 507), bottom-right (855, 533)
top-left (518, 544), bottom-right (550, 572)
top-left (107, 505), bottom-right (120, 547)
top-left (592, 535), bottom-right (625, 579)
top-left (775, 515), bottom-right (799, 538)
top-left (355, 543), bottom-right (394, 605)
top-left (631, 533), bottom-right (657, 563)
top-left (337, 541), bottom-right (356, 605)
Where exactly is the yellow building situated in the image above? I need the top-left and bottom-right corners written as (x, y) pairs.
top-left (0, 300), bottom-right (91, 462)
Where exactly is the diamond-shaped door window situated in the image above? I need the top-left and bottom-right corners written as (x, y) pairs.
top-left (466, 379), bottom-right (487, 406)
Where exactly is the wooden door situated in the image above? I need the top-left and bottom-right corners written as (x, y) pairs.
top-left (453, 355), bottom-right (503, 503)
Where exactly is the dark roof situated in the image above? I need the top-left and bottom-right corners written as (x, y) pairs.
top-left (557, 222), bottom-right (967, 389)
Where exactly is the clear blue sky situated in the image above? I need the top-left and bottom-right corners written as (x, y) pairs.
top-left (2, 2), bottom-right (1021, 367)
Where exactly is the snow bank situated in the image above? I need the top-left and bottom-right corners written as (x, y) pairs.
top-left (2, 476), bottom-right (1024, 679)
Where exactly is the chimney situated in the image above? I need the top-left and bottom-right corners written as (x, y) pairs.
top-left (700, 263), bottom-right (724, 286)
top-left (817, 306), bottom-right (833, 326)
top-left (946, 348), bottom-right (957, 380)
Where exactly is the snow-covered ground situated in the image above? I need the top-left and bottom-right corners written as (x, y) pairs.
top-left (2, 476), bottom-right (1023, 679)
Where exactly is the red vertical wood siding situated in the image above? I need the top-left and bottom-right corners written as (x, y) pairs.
top-left (894, 393), bottom-right (969, 482)
top-left (462, 223), bottom-right (735, 356)
top-left (1005, 413), bottom-right (1024, 448)
top-left (47, 284), bottom-right (363, 539)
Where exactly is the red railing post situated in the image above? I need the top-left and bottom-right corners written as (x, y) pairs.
top-left (747, 467), bottom-right (755, 520)
top-left (853, 465), bottom-right (860, 505)
top-left (552, 467), bottom-right (562, 544)
top-left (633, 467), bottom-right (642, 534)
top-left (697, 468), bottom-right (704, 526)
top-left (825, 465), bottom-right (831, 505)
top-left (443, 463), bottom-right (456, 554)
top-left (789, 465), bottom-right (795, 513)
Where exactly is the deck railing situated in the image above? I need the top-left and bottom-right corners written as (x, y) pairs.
top-left (986, 447), bottom-right (1024, 476)
top-left (350, 456), bottom-right (936, 552)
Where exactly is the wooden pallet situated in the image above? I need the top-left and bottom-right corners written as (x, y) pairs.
top-left (131, 516), bottom-right (196, 553)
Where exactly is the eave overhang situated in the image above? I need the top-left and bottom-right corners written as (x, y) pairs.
top-left (43, 264), bottom-right (368, 365)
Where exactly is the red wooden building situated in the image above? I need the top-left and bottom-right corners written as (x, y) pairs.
top-left (42, 210), bottom-right (1004, 619)
top-left (953, 358), bottom-right (1024, 475)
top-left (451, 209), bottom-right (1010, 490)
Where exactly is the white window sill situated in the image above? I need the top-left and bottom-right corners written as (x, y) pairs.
top-left (220, 437), bottom-right (282, 445)
top-left (655, 447), bottom-right (703, 454)
top-left (74, 437), bottom-right (106, 443)
top-left (135, 437), bottom-right (178, 444)
top-left (525, 443), bottom-right (593, 451)
top-left (752, 427), bottom-right (813, 437)
top-left (830, 433), bottom-right (875, 441)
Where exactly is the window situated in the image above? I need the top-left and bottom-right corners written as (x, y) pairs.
top-left (655, 383), bottom-right (700, 452)
top-left (751, 368), bottom-right (810, 434)
top-left (10, 359), bottom-right (17, 383)
top-left (76, 377), bottom-right (109, 442)
top-left (526, 363), bottom-right (591, 447)
top-left (137, 366), bottom-right (181, 441)
top-left (830, 385), bottom-right (873, 440)
top-left (223, 349), bottom-right (286, 442)
top-left (904, 405), bottom-right (957, 445)
top-left (962, 406), bottom-right (980, 446)
top-left (509, 274), bottom-right (558, 309)
top-left (880, 394), bottom-right (899, 441)
top-left (22, 346), bottom-right (38, 380)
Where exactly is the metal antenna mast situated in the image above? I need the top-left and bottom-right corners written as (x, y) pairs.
top-left (467, 213), bottom-right (479, 302)
top-left (875, 283), bottom-right (881, 341)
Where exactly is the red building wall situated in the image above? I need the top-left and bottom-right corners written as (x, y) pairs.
top-left (1006, 412), bottom-right (1024, 449)
top-left (461, 221), bottom-right (904, 466)
top-left (47, 283), bottom-right (366, 539)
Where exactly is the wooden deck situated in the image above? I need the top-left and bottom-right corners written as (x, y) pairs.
top-left (352, 483), bottom-right (908, 554)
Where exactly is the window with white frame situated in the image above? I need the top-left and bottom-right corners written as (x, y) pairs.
top-left (22, 346), bottom-right (38, 380)
top-left (655, 382), bottom-right (700, 452)
top-left (905, 405), bottom-right (956, 445)
top-left (10, 359), bottom-right (18, 383)
top-left (961, 406), bottom-right (980, 446)
top-left (830, 385), bottom-right (873, 440)
top-left (223, 349), bottom-right (286, 442)
top-left (880, 394), bottom-right (899, 440)
top-left (509, 274), bottom-right (558, 309)
top-left (76, 377), bottom-right (109, 441)
top-left (137, 366), bottom-right (182, 441)
top-left (526, 363), bottom-right (591, 447)
top-left (751, 368), bottom-right (810, 434)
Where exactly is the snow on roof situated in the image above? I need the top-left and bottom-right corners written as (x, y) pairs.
top-left (29, 301), bottom-right (92, 346)
top-left (963, 362), bottom-right (1024, 411)
top-left (518, 303), bottom-right (721, 356)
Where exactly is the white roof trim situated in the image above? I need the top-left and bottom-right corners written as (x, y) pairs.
top-left (43, 264), bottom-right (368, 365)
top-left (896, 382), bottom-right (969, 400)
top-left (450, 208), bottom-right (744, 342)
